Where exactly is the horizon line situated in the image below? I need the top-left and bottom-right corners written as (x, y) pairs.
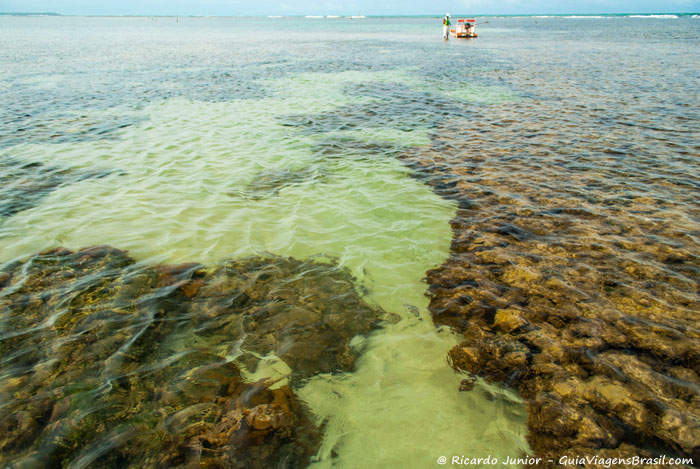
top-left (1, 12), bottom-right (698, 17)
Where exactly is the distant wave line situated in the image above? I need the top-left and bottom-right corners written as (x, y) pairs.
top-left (301, 15), bottom-right (366, 19)
top-left (493, 14), bottom-right (685, 19)
top-left (627, 14), bottom-right (679, 18)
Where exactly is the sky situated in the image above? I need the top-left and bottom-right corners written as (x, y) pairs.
top-left (0, 0), bottom-right (698, 16)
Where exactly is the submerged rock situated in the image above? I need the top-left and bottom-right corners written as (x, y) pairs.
top-left (0, 158), bottom-right (118, 220)
top-left (0, 246), bottom-right (382, 467)
top-left (238, 167), bottom-right (321, 200)
top-left (401, 119), bottom-right (700, 463)
top-left (278, 81), bottom-right (453, 136)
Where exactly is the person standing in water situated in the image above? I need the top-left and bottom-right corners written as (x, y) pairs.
top-left (443, 13), bottom-right (451, 40)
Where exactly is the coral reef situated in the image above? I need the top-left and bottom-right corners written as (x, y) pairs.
top-left (401, 119), bottom-right (700, 464)
top-left (0, 246), bottom-right (381, 467)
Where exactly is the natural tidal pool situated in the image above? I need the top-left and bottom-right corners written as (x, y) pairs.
top-left (0, 28), bottom-right (530, 467)
top-left (2, 14), bottom-right (699, 468)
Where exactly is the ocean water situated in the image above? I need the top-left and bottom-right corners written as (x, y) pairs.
top-left (1, 15), bottom-right (699, 467)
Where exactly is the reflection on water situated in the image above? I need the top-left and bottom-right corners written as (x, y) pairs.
top-left (1, 14), bottom-right (698, 467)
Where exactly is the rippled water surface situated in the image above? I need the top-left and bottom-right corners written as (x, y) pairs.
top-left (1, 15), bottom-right (699, 467)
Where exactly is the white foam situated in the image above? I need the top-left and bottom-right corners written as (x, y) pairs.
top-left (627, 14), bottom-right (679, 18)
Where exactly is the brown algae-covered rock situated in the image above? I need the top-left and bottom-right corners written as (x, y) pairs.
top-left (401, 121), bottom-right (700, 463)
top-left (0, 246), bottom-right (382, 467)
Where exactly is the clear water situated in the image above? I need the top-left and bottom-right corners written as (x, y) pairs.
top-left (1, 15), bottom-right (699, 467)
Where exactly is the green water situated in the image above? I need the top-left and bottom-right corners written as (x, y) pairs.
top-left (1, 69), bottom-right (529, 467)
